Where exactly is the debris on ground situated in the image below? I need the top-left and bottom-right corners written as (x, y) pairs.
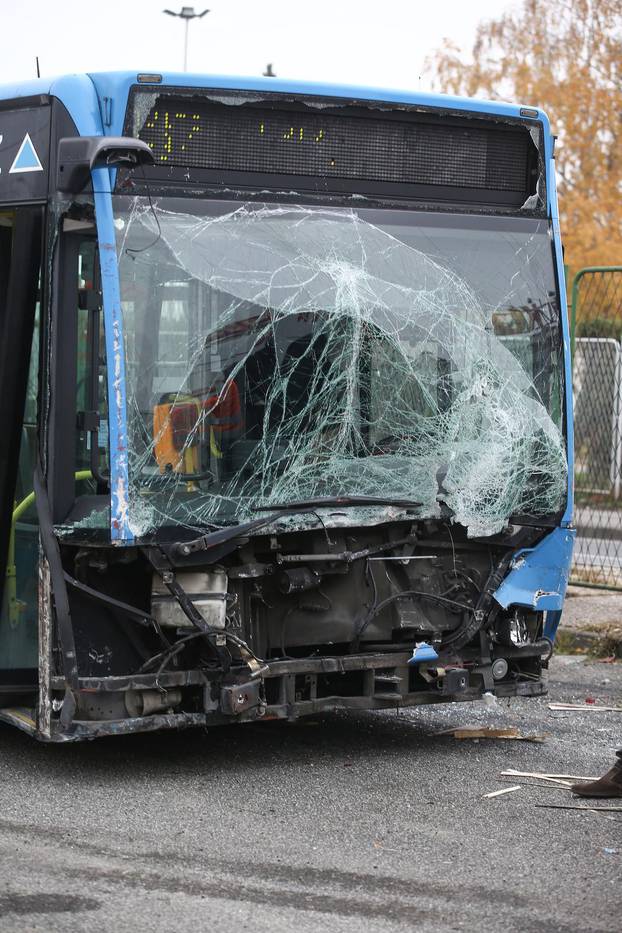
top-left (503, 770), bottom-right (598, 780)
top-left (501, 769), bottom-right (598, 787)
top-left (548, 703), bottom-right (622, 712)
top-left (483, 785), bottom-right (521, 799)
top-left (499, 779), bottom-right (568, 791)
top-left (535, 803), bottom-right (622, 812)
top-left (437, 727), bottom-right (548, 742)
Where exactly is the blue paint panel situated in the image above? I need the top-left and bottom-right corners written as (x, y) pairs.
top-left (0, 75), bottom-right (53, 100)
top-left (48, 74), bottom-right (105, 135)
top-left (543, 610), bottom-right (563, 641)
top-left (86, 70), bottom-right (544, 126)
top-left (409, 643), bottom-right (439, 664)
top-left (0, 74), bottom-right (104, 136)
top-left (493, 527), bottom-right (576, 612)
top-left (92, 166), bottom-right (133, 543)
top-left (548, 163), bottom-right (575, 527)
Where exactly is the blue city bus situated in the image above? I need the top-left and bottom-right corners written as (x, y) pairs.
top-left (0, 72), bottom-right (574, 740)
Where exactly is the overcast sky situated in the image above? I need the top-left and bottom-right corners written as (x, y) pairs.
top-left (0, 0), bottom-right (513, 91)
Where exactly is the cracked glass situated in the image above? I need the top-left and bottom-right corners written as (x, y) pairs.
top-left (108, 197), bottom-right (566, 538)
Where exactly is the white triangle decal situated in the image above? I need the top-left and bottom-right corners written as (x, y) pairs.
top-left (9, 133), bottom-right (44, 174)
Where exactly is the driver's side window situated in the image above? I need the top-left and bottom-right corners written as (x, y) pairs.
top-left (75, 241), bottom-right (108, 485)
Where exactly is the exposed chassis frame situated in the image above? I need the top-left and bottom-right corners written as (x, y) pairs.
top-left (0, 642), bottom-right (547, 742)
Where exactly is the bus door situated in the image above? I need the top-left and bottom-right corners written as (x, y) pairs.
top-left (0, 206), bottom-right (43, 694)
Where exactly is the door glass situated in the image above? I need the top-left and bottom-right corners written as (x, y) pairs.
top-left (75, 240), bottom-right (108, 486)
top-left (0, 211), bottom-right (40, 669)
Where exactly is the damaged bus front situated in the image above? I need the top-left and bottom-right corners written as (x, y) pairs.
top-left (0, 73), bottom-right (574, 740)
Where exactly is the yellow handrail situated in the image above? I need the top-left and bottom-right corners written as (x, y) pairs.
top-left (11, 469), bottom-right (93, 525)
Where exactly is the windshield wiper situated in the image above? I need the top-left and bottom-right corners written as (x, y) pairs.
top-left (171, 497), bottom-right (422, 561)
top-left (251, 495), bottom-right (423, 510)
top-left (171, 506), bottom-right (320, 558)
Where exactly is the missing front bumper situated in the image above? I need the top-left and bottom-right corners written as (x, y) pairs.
top-left (4, 648), bottom-right (547, 741)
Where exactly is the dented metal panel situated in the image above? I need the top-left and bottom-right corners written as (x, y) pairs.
top-left (493, 527), bottom-right (576, 611)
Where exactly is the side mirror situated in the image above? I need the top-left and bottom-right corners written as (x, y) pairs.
top-left (56, 136), bottom-right (154, 193)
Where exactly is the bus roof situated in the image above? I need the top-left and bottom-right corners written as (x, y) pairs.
top-left (0, 71), bottom-right (550, 138)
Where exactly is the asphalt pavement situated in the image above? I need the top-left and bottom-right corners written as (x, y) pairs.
top-left (0, 655), bottom-right (620, 933)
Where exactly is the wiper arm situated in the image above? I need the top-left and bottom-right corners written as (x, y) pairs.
top-left (172, 497), bottom-right (423, 560)
top-left (251, 495), bottom-right (423, 511)
top-left (173, 506), bottom-right (319, 558)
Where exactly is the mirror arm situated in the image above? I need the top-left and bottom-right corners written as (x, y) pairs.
top-left (56, 136), bottom-right (155, 194)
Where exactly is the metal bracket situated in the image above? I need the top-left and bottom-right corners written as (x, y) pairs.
top-left (220, 679), bottom-right (262, 715)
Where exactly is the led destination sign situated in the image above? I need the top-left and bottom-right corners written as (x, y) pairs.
top-left (143, 108), bottom-right (328, 161)
top-left (137, 103), bottom-right (397, 179)
top-left (129, 91), bottom-right (534, 198)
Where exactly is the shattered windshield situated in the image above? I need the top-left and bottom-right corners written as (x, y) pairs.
top-left (111, 197), bottom-right (566, 537)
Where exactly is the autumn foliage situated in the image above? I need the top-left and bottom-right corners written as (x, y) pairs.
top-left (426, 0), bottom-right (622, 280)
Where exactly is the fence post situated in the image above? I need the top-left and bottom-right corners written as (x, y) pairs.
top-left (570, 268), bottom-right (583, 359)
top-left (612, 344), bottom-right (622, 500)
top-left (571, 266), bottom-right (622, 587)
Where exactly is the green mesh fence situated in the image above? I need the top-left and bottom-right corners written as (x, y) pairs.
top-left (571, 267), bottom-right (622, 587)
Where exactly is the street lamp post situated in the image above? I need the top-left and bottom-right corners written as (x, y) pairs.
top-left (163, 6), bottom-right (210, 72)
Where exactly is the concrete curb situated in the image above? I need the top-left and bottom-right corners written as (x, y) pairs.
top-left (558, 588), bottom-right (622, 658)
top-left (555, 626), bottom-right (622, 658)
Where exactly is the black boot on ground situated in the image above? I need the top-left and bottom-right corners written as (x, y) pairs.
top-left (571, 752), bottom-right (622, 798)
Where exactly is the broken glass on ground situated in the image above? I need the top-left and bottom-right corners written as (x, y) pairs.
top-left (104, 199), bottom-right (566, 539)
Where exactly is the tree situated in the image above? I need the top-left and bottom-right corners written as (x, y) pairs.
top-left (426, 0), bottom-right (622, 279)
